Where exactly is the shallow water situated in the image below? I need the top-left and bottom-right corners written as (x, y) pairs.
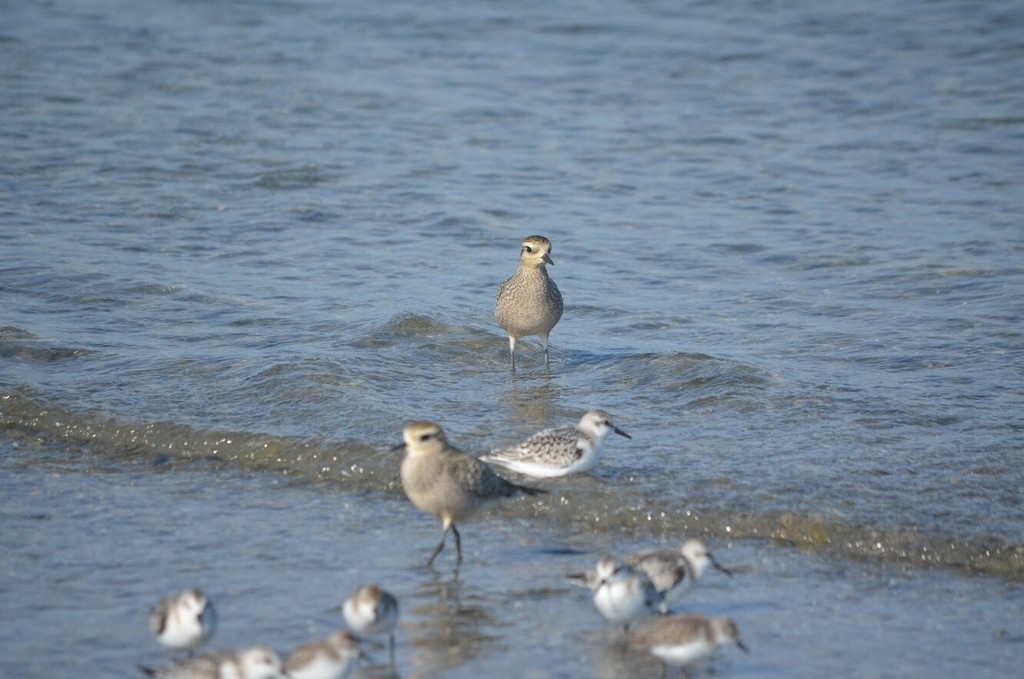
top-left (2, 443), bottom-right (1022, 678)
top-left (2, 0), bottom-right (1024, 676)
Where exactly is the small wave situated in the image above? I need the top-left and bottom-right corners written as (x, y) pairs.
top-left (352, 313), bottom-right (496, 367)
top-left (3, 389), bottom-right (1021, 580)
top-left (525, 482), bottom-right (1024, 580)
top-left (559, 350), bottom-right (772, 410)
top-left (253, 165), bottom-right (328, 190)
top-left (0, 389), bottom-right (390, 486)
top-left (0, 327), bottom-right (89, 362)
top-left (371, 313), bottom-right (456, 338)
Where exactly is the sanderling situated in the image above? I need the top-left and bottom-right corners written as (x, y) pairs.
top-left (396, 421), bottom-right (545, 568)
top-left (627, 539), bottom-right (732, 614)
top-left (285, 631), bottom-right (362, 679)
top-left (342, 585), bottom-right (398, 664)
top-left (494, 235), bottom-right (563, 371)
top-left (586, 556), bottom-right (661, 632)
top-left (480, 410), bottom-right (631, 478)
top-left (139, 646), bottom-right (287, 679)
top-left (626, 614), bottom-right (747, 669)
top-left (148, 588), bottom-right (216, 655)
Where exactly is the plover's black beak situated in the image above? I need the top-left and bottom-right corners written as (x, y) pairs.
top-left (390, 442), bottom-right (406, 452)
top-left (613, 426), bottom-right (631, 439)
top-left (543, 253), bottom-right (554, 265)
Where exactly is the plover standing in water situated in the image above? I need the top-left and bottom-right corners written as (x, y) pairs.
top-left (627, 539), bottom-right (732, 614)
top-left (586, 556), bottom-right (661, 632)
top-left (627, 614), bottom-right (748, 670)
top-left (148, 588), bottom-right (216, 655)
top-left (285, 631), bottom-right (362, 679)
top-left (342, 585), bottom-right (398, 664)
top-left (396, 421), bottom-right (545, 568)
top-left (139, 646), bottom-right (287, 679)
top-left (480, 410), bottom-right (631, 478)
top-left (494, 235), bottom-right (563, 371)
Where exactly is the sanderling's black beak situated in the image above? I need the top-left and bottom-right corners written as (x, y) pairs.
top-left (711, 553), bottom-right (733, 577)
top-left (613, 426), bottom-right (631, 439)
top-left (736, 639), bottom-right (750, 653)
top-left (566, 572), bottom-right (595, 588)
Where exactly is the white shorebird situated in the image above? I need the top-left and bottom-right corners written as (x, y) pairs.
top-left (148, 588), bottom-right (216, 656)
top-left (585, 556), bottom-right (661, 632)
top-left (285, 631), bottom-right (362, 679)
top-left (627, 614), bottom-right (748, 671)
top-left (480, 410), bottom-right (631, 478)
top-left (342, 584), bottom-right (398, 664)
top-left (139, 646), bottom-right (287, 679)
top-left (627, 539), bottom-right (732, 613)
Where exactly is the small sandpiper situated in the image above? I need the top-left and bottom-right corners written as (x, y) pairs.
top-left (627, 539), bottom-right (732, 614)
top-left (586, 556), bottom-right (661, 632)
top-left (285, 631), bottom-right (362, 679)
top-left (626, 614), bottom-right (748, 670)
top-left (148, 588), bottom-right (217, 656)
top-left (396, 421), bottom-right (545, 568)
top-left (494, 235), bottom-right (564, 372)
top-left (480, 410), bottom-right (631, 478)
top-left (342, 584), bottom-right (398, 665)
top-left (139, 646), bottom-right (287, 679)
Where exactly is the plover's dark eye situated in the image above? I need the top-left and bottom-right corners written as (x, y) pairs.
top-left (524, 245), bottom-right (533, 253)
top-left (420, 433), bottom-right (431, 442)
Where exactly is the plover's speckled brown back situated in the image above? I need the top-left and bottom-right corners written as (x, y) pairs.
top-left (397, 421), bottom-right (544, 568)
top-left (494, 235), bottom-right (563, 371)
top-left (627, 614), bottom-right (748, 668)
top-left (148, 588), bottom-right (216, 656)
top-left (342, 585), bottom-right (398, 665)
top-left (481, 410), bottom-right (631, 478)
top-left (139, 646), bottom-right (287, 679)
top-left (627, 539), bottom-right (732, 614)
top-left (284, 631), bottom-right (362, 679)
